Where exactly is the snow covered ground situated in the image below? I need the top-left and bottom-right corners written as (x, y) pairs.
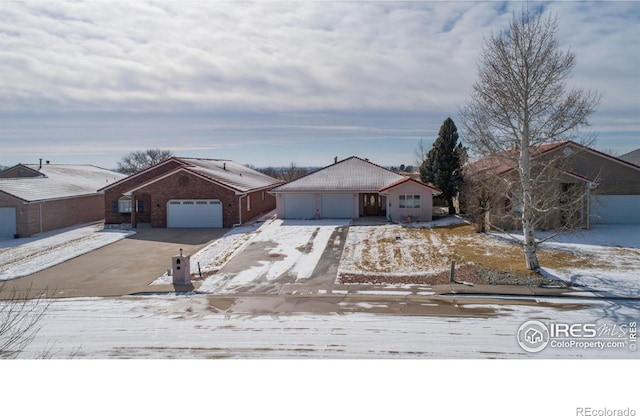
top-left (14, 294), bottom-right (640, 359)
top-left (532, 225), bottom-right (640, 297)
top-left (0, 222), bottom-right (134, 281)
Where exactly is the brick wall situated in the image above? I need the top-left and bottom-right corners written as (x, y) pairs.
top-left (104, 160), bottom-right (183, 224)
top-left (131, 171), bottom-right (277, 228)
top-left (14, 194), bottom-right (105, 237)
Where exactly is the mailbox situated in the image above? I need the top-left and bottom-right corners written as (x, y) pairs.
top-left (171, 250), bottom-right (191, 284)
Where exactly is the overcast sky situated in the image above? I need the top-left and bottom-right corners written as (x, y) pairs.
top-left (1, 1), bottom-right (638, 169)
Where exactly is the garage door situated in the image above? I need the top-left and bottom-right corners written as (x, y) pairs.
top-left (283, 194), bottom-right (316, 219)
top-left (320, 194), bottom-right (354, 218)
top-left (590, 195), bottom-right (640, 224)
top-left (0, 207), bottom-right (17, 239)
top-left (167, 200), bottom-right (223, 228)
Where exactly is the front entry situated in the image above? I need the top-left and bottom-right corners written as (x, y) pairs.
top-left (363, 193), bottom-right (380, 216)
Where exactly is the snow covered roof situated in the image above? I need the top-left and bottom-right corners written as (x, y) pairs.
top-left (178, 158), bottom-right (282, 193)
top-left (270, 156), bottom-right (406, 193)
top-left (0, 164), bottom-right (126, 202)
top-left (119, 157), bottom-right (282, 195)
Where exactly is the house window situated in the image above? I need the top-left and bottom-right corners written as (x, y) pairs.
top-left (118, 196), bottom-right (132, 213)
top-left (247, 195), bottom-right (251, 211)
top-left (399, 195), bottom-right (421, 209)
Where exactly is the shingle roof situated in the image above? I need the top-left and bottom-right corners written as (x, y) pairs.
top-left (620, 149), bottom-right (640, 167)
top-left (0, 164), bottom-right (126, 202)
top-left (270, 157), bottom-right (405, 192)
top-left (177, 158), bottom-right (282, 193)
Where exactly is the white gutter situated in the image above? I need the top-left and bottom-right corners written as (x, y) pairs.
top-left (233, 194), bottom-right (246, 227)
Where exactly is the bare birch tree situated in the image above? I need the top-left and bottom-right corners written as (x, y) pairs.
top-left (459, 8), bottom-right (600, 270)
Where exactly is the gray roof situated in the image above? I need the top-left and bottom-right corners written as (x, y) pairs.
top-left (620, 149), bottom-right (640, 167)
top-left (176, 158), bottom-right (282, 193)
top-left (0, 164), bottom-right (126, 202)
top-left (270, 157), bottom-right (405, 193)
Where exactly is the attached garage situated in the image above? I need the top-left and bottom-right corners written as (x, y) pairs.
top-left (0, 207), bottom-right (16, 239)
top-left (283, 194), bottom-right (316, 219)
top-left (167, 199), bottom-right (223, 228)
top-left (320, 194), bottom-right (354, 218)
top-left (590, 195), bottom-right (640, 224)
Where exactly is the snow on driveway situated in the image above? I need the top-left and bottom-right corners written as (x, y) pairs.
top-left (0, 223), bottom-right (135, 281)
top-left (198, 219), bottom-right (350, 293)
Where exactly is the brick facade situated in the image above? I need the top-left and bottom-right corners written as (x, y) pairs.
top-left (103, 159), bottom-right (183, 224)
top-left (106, 166), bottom-right (276, 229)
top-left (0, 193), bottom-right (105, 237)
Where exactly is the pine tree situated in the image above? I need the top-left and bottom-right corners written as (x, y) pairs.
top-left (420, 117), bottom-right (466, 215)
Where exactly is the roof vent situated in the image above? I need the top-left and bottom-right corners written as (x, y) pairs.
top-left (334, 156), bottom-right (338, 164)
top-left (223, 163), bottom-right (227, 171)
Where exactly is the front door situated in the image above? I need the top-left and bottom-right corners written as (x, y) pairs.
top-left (363, 193), bottom-right (380, 216)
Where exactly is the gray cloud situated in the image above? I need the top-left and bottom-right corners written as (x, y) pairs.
top-left (0, 1), bottom-right (638, 166)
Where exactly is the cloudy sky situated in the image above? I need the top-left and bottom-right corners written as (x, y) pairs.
top-left (1, 1), bottom-right (638, 169)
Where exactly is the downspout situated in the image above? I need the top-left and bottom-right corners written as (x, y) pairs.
top-left (233, 194), bottom-right (246, 227)
top-left (586, 183), bottom-right (591, 230)
top-left (39, 201), bottom-right (43, 234)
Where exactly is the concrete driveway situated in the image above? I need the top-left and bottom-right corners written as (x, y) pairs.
top-left (1, 226), bottom-right (226, 299)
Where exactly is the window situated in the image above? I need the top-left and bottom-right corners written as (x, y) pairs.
top-left (399, 194), bottom-right (421, 209)
top-left (247, 195), bottom-right (251, 211)
top-left (118, 196), bottom-right (132, 213)
top-left (136, 200), bottom-right (144, 213)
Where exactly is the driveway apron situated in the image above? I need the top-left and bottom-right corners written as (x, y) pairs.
top-left (1, 227), bottom-right (226, 299)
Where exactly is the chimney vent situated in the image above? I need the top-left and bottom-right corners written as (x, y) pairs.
top-left (46, 160), bottom-right (50, 164)
top-left (39, 158), bottom-right (42, 169)
top-left (334, 156), bottom-right (338, 164)
top-left (223, 162), bottom-right (227, 171)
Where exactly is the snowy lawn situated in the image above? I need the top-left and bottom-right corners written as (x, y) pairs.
top-left (0, 222), bottom-right (135, 281)
top-left (340, 220), bottom-right (640, 296)
top-left (537, 225), bottom-right (640, 297)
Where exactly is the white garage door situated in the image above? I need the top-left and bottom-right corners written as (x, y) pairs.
top-left (283, 194), bottom-right (316, 219)
top-left (0, 207), bottom-right (17, 239)
top-left (167, 200), bottom-right (223, 228)
top-left (590, 195), bottom-right (640, 224)
top-left (320, 194), bottom-right (354, 218)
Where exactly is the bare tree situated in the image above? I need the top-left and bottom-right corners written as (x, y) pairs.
top-left (279, 163), bottom-right (309, 182)
top-left (117, 149), bottom-right (174, 174)
top-left (459, 7), bottom-right (600, 270)
top-left (0, 283), bottom-right (50, 359)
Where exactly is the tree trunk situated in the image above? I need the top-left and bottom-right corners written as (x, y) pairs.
top-left (447, 197), bottom-right (456, 215)
top-left (519, 118), bottom-right (540, 271)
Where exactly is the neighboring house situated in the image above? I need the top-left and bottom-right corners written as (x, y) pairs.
top-left (270, 156), bottom-right (442, 222)
top-left (0, 161), bottom-right (126, 239)
top-left (465, 141), bottom-right (640, 229)
top-left (620, 148), bottom-right (640, 166)
top-left (101, 157), bottom-right (281, 229)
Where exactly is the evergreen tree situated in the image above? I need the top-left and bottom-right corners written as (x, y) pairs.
top-left (420, 117), bottom-right (466, 215)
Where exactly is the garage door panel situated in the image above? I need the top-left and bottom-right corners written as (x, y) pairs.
top-left (284, 194), bottom-right (315, 219)
top-left (321, 194), bottom-right (353, 218)
top-left (167, 200), bottom-right (223, 228)
top-left (590, 195), bottom-right (640, 224)
top-left (0, 207), bottom-right (17, 239)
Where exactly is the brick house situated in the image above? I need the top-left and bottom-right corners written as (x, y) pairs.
top-left (464, 141), bottom-right (640, 230)
top-left (101, 157), bottom-right (281, 229)
top-left (0, 162), bottom-right (126, 239)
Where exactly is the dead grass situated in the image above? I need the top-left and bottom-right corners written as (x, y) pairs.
top-left (341, 223), bottom-right (615, 279)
